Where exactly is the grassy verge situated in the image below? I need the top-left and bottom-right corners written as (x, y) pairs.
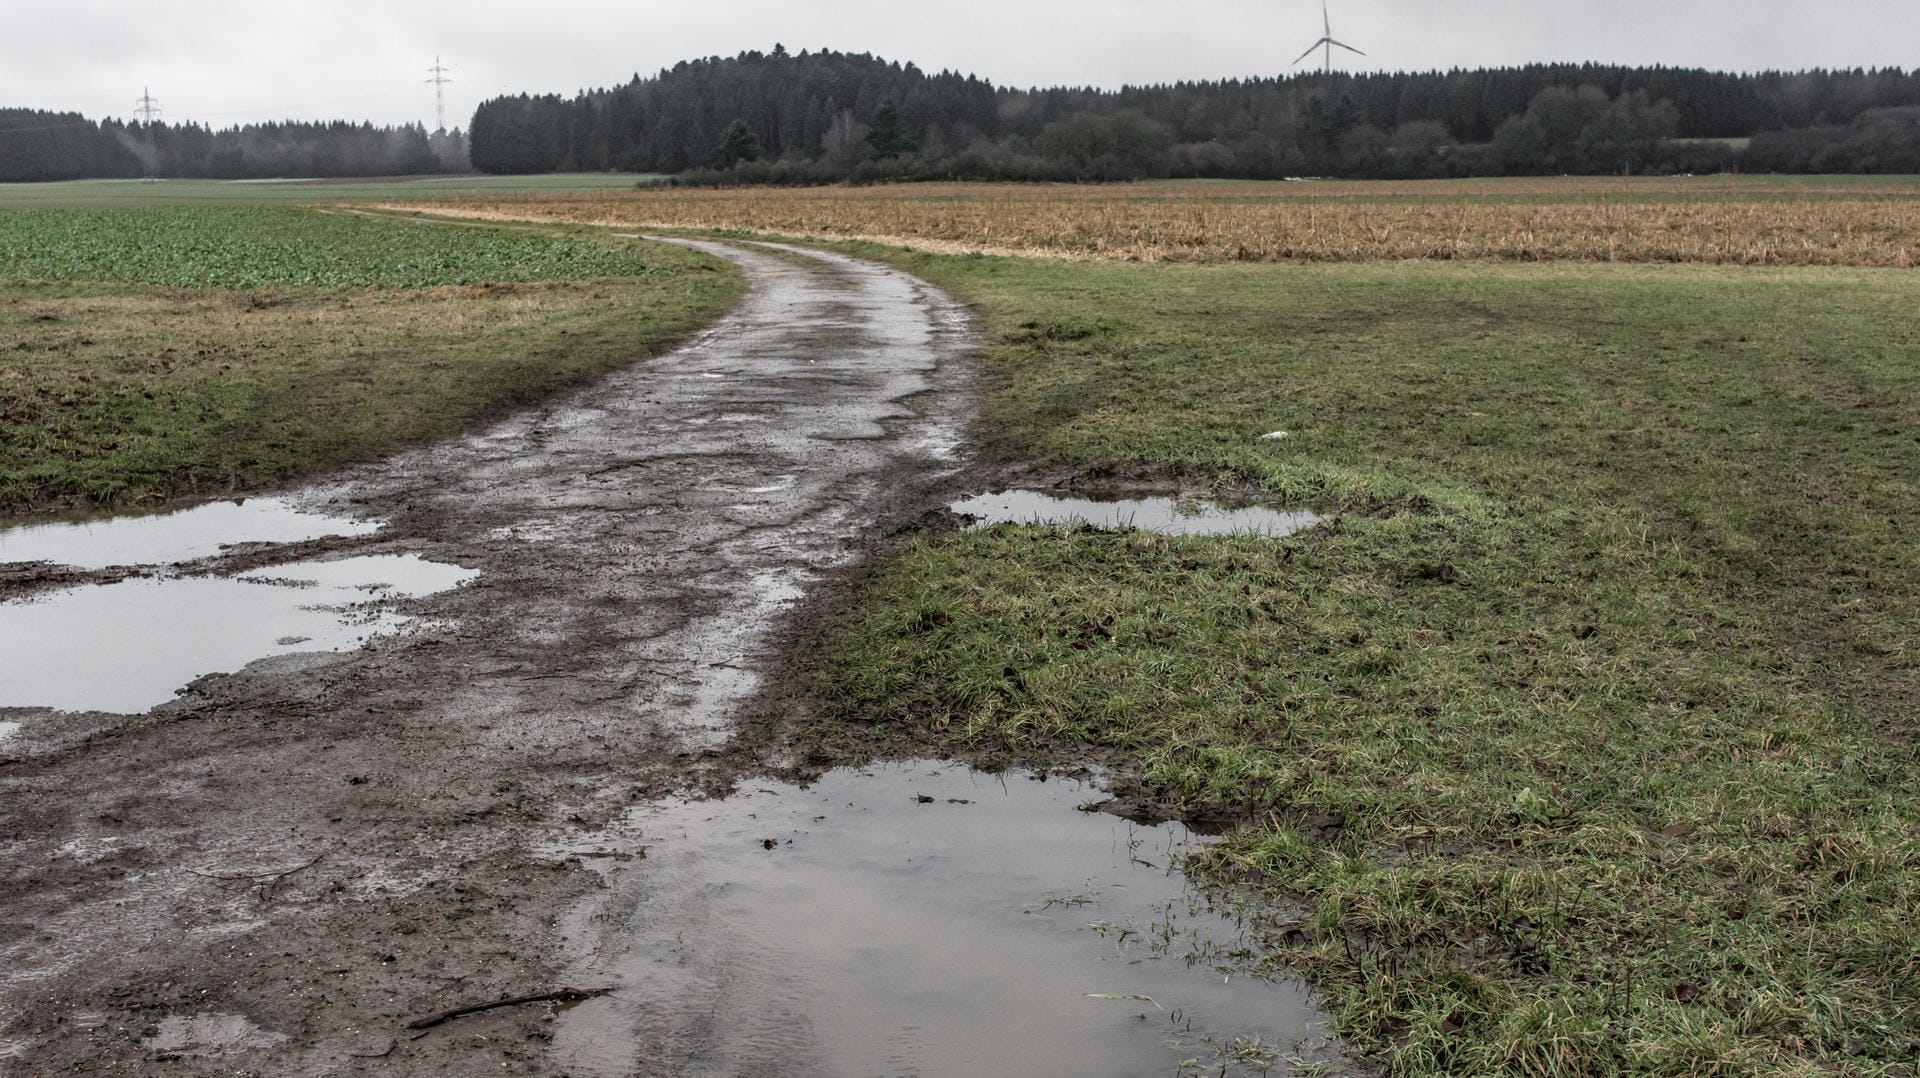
top-left (0, 207), bottom-right (739, 515)
top-left (818, 249), bottom-right (1920, 1074)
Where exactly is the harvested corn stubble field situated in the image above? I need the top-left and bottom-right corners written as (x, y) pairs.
top-left (395, 176), bottom-right (1920, 267)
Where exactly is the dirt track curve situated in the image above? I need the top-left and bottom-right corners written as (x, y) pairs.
top-left (0, 238), bottom-right (977, 1074)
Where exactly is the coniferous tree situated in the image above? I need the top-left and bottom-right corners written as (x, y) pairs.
top-left (715, 118), bottom-right (760, 167)
top-left (865, 102), bottom-right (917, 160)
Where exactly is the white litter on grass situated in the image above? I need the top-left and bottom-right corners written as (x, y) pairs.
top-left (1260, 430), bottom-right (1290, 441)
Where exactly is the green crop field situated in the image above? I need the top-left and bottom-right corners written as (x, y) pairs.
top-left (0, 202), bottom-right (737, 514)
top-left (0, 206), bottom-right (662, 289)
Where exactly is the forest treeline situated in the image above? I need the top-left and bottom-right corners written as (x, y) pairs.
top-left (7, 48), bottom-right (1920, 183)
top-left (470, 47), bottom-right (1920, 181)
top-left (0, 111), bottom-right (470, 183)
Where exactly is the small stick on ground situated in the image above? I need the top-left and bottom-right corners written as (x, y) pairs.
top-left (406, 987), bottom-right (614, 1031)
top-left (185, 850), bottom-right (327, 882)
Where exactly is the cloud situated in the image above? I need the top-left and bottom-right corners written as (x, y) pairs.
top-left (4, 0), bottom-right (1915, 130)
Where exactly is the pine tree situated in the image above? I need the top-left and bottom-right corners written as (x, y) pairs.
top-left (714, 118), bottom-right (759, 167)
top-left (865, 101), bottom-right (917, 160)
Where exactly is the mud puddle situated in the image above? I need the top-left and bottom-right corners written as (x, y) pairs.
top-left (952, 490), bottom-right (1320, 537)
top-left (0, 497), bottom-right (382, 570)
top-left (546, 762), bottom-right (1329, 1077)
top-left (0, 555), bottom-right (475, 714)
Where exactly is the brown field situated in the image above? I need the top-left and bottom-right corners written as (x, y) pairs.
top-left (395, 176), bottom-right (1920, 267)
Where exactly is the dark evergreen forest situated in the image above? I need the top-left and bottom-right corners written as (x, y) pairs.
top-left (468, 47), bottom-right (1920, 181)
top-left (0, 112), bottom-right (470, 183)
top-left (6, 47), bottom-right (1919, 183)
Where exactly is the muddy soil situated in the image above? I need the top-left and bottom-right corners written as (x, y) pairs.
top-left (0, 239), bottom-right (980, 1074)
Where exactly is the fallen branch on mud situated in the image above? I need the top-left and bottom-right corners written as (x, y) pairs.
top-left (406, 987), bottom-right (615, 1031)
top-left (185, 850), bottom-right (327, 882)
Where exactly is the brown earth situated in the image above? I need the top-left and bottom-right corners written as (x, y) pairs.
top-left (0, 239), bottom-right (983, 1075)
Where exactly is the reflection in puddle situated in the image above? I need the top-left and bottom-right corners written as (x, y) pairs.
top-left (144, 1013), bottom-right (289, 1056)
top-left (951, 490), bottom-right (1320, 537)
top-left (0, 555), bottom-right (476, 714)
top-left (0, 498), bottom-right (380, 570)
top-left (552, 762), bottom-right (1329, 1077)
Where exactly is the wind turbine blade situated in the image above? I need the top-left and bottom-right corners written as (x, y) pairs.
top-left (1328, 38), bottom-right (1367, 56)
top-left (1322, 0), bottom-right (1332, 36)
top-left (1293, 41), bottom-right (1326, 65)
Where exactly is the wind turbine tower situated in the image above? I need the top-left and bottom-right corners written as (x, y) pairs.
top-left (1293, 0), bottom-right (1366, 77)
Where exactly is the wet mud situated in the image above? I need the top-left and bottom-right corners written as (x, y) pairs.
top-left (0, 237), bottom-right (1343, 1076)
top-left (0, 238), bottom-right (982, 1074)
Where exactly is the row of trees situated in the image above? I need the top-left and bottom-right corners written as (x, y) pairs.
top-left (0, 110), bottom-right (470, 183)
top-left (469, 46), bottom-right (996, 174)
top-left (467, 49), bottom-right (1920, 181)
top-left (6, 54), bottom-right (1917, 183)
top-left (1744, 107), bottom-right (1920, 173)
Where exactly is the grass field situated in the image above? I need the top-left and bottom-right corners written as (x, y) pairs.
top-left (0, 202), bottom-right (737, 514)
top-left (798, 248), bottom-right (1920, 1074)
top-left (435, 179), bottom-right (1919, 1073)
top-left (409, 175), bottom-right (1920, 267)
top-left (6, 174), bottom-right (1916, 1072)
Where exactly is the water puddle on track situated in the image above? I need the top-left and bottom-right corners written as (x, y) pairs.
top-left (0, 555), bottom-right (475, 715)
top-left (143, 1013), bottom-right (290, 1057)
top-left (951, 490), bottom-right (1320, 538)
top-left (0, 497), bottom-right (381, 569)
top-left (0, 498), bottom-right (476, 718)
top-left (551, 762), bottom-right (1331, 1077)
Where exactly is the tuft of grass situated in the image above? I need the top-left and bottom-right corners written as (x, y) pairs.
top-left (817, 251), bottom-right (1920, 1073)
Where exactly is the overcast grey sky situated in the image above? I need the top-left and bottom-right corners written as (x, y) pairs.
top-left (5, 1), bottom-right (1917, 131)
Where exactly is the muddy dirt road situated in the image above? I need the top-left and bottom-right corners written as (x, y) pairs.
top-left (0, 239), bottom-right (977, 1074)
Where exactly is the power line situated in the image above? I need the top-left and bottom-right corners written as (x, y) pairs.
top-left (134, 86), bottom-right (162, 181)
top-left (426, 57), bottom-right (453, 133)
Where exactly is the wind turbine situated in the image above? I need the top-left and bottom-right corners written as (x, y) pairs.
top-left (1293, 0), bottom-right (1366, 77)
